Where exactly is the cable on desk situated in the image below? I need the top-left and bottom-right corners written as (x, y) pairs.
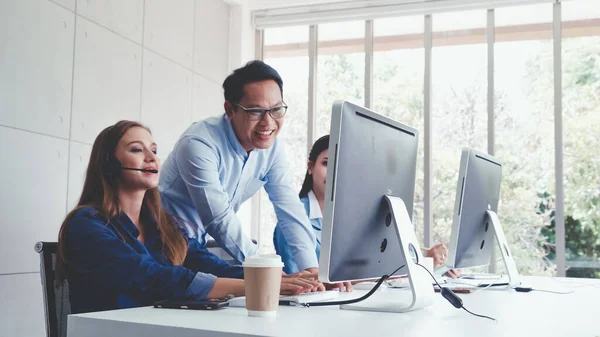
top-left (514, 286), bottom-right (573, 294)
top-left (302, 264), bottom-right (406, 307)
top-left (549, 277), bottom-right (600, 289)
top-left (415, 263), bottom-right (496, 321)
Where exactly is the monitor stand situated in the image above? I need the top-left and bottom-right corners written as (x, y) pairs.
top-left (486, 210), bottom-right (521, 287)
top-left (341, 195), bottom-right (435, 313)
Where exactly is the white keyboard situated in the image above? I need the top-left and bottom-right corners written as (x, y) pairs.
top-left (460, 273), bottom-right (503, 280)
top-left (227, 290), bottom-right (340, 308)
top-left (280, 290), bottom-right (340, 304)
top-left (445, 274), bottom-right (508, 287)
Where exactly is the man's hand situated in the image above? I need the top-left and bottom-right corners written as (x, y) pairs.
top-left (280, 277), bottom-right (322, 295)
top-left (292, 268), bottom-right (353, 292)
top-left (283, 268), bottom-right (325, 291)
top-left (324, 281), bottom-right (353, 292)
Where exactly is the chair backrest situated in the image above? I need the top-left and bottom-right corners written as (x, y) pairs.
top-left (34, 241), bottom-right (71, 337)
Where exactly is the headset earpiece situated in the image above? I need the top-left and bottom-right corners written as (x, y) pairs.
top-left (105, 152), bottom-right (121, 179)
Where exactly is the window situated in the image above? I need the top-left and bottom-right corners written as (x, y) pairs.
top-left (561, 0), bottom-right (600, 278)
top-left (261, 26), bottom-right (310, 253)
top-left (431, 10), bottom-right (488, 246)
top-left (373, 16), bottom-right (425, 244)
top-left (258, 0), bottom-right (600, 277)
top-left (316, 21), bottom-right (365, 138)
top-left (494, 3), bottom-right (555, 275)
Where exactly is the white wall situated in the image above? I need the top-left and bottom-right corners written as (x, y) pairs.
top-left (229, 3), bottom-right (256, 69)
top-left (0, 0), bottom-right (232, 334)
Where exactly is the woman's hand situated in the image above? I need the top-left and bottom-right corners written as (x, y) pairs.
top-left (444, 269), bottom-right (462, 279)
top-left (426, 243), bottom-right (448, 268)
top-left (425, 243), bottom-right (461, 278)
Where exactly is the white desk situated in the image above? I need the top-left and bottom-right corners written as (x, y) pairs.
top-left (67, 276), bottom-right (599, 337)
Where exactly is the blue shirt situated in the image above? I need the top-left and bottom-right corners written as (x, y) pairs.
top-left (159, 115), bottom-right (318, 271)
top-left (274, 191), bottom-right (322, 274)
top-left (65, 207), bottom-right (243, 314)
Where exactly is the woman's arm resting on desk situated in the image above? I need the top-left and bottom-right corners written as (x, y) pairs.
top-left (206, 279), bottom-right (245, 299)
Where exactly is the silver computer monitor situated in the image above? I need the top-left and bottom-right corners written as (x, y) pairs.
top-left (319, 100), bottom-right (418, 283)
top-left (446, 149), bottom-right (520, 286)
top-left (447, 148), bottom-right (502, 269)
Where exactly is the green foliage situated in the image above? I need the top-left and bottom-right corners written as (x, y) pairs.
top-left (535, 37), bottom-right (600, 278)
top-left (262, 33), bottom-right (600, 279)
top-left (539, 193), bottom-right (600, 278)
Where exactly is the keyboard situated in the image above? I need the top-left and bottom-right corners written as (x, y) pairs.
top-left (227, 290), bottom-right (340, 308)
top-left (445, 275), bottom-right (508, 287)
top-left (280, 290), bottom-right (340, 304)
top-left (460, 273), bottom-right (503, 280)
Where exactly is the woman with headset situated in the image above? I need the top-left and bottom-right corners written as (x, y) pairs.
top-left (55, 120), bottom-right (321, 314)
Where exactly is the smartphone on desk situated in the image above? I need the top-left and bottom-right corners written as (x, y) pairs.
top-left (154, 299), bottom-right (229, 310)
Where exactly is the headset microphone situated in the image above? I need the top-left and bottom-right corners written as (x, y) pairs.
top-left (121, 167), bottom-right (158, 173)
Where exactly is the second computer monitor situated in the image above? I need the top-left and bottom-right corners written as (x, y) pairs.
top-left (319, 100), bottom-right (419, 283)
top-left (447, 148), bottom-right (503, 269)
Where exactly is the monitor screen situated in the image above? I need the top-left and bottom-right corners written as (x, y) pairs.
top-left (447, 148), bottom-right (503, 269)
top-left (319, 101), bottom-right (419, 283)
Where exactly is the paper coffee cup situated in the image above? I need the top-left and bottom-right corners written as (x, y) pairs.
top-left (242, 254), bottom-right (284, 317)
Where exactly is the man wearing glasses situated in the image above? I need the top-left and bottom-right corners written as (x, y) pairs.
top-left (158, 60), bottom-right (319, 275)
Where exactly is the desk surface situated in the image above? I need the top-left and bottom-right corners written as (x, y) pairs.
top-left (67, 276), bottom-right (600, 337)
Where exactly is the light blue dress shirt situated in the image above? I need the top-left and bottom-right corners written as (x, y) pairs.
top-left (274, 190), bottom-right (322, 274)
top-left (159, 114), bottom-right (318, 271)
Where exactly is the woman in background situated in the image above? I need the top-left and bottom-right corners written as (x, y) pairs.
top-left (274, 135), bottom-right (460, 279)
top-left (55, 120), bottom-right (320, 314)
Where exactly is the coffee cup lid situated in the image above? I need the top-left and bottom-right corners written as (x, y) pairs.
top-left (242, 254), bottom-right (284, 268)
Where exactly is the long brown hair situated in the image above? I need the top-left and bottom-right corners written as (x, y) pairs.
top-left (55, 121), bottom-right (188, 285)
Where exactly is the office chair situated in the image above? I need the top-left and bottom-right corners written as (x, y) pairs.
top-left (34, 242), bottom-right (70, 337)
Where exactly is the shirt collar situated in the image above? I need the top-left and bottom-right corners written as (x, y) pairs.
top-left (307, 190), bottom-right (323, 220)
top-left (112, 210), bottom-right (160, 238)
top-left (113, 212), bottom-right (140, 237)
top-left (222, 114), bottom-right (250, 159)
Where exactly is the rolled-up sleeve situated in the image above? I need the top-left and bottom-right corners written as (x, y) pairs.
top-left (264, 144), bottom-right (318, 271)
top-left (185, 273), bottom-right (217, 300)
top-left (174, 137), bottom-right (258, 263)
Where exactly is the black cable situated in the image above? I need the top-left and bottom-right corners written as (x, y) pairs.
top-left (462, 307), bottom-right (495, 320)
top-left (303, 264), bottom-right (406, 307)
top-left (414, 263), bottom-right (496, 321)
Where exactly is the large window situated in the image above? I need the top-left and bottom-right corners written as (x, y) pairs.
top-left (494, 3), bottom-right (555, 275)
top-left (317, 21), bottom-right (365, 138)
top-left (561, 0), bottom-right (600, 277)
top-left (261, 26), bottom-right (309, 253)
top-left (373, 16), bottom-right (425, 243)
top-left (431, 10), bottom-right (488, 246)
top-left (258, 0), bottom-right (600, 278)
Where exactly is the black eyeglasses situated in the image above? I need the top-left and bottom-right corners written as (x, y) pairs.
top-left (234, 102), bottom-right (288, 121)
